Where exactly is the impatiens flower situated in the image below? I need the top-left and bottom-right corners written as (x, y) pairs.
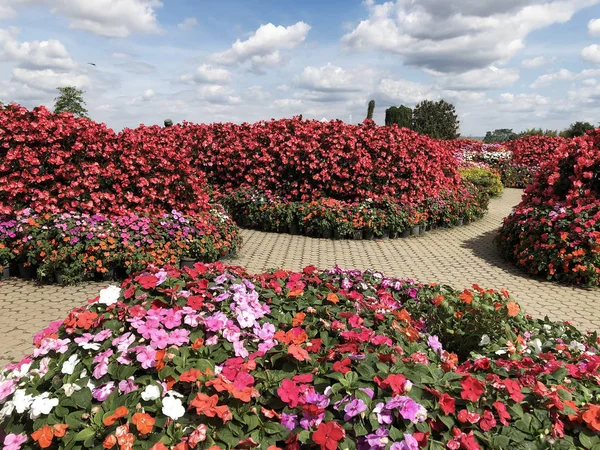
top-left (141, 385), bottom-right (161, 401)
top-left (365, 427), bottom-right (390, 450)
top-left (427, 335), bottom-right (443, 354)
top-left (582, 404), bottom-right (600, 432)
top-left (493, 401), bottom-right (511, 426)
top-left (31, 425), bottom-right (53, 449)
top-left (313, 421), bottom-right (345, 450)
top-left (62, 383), bottom-right (82, 397)
top-left (11, 390), bottom-right (33, 414)
top-left (0, 380), bottom-right (16, 403)
top-left (373, 402), bottom-right (393, 425)
top-left (92, 382), bottom-right (115, 402)
top-left (390, 434), bottom-right (418, 450)
top-left (281, 412), bottom-right (299, 430)
top-left (99, 285), bottom-right (121, 306)
top-left (344, 398), bottom-right (367, 421)
top-left (3, 433), bottom-right (27, 450)
top-left (61, 354), bottom-right (80, 375)
top-left (277, 379), bottom-right (300, 408)
top-left (439, 393), bottom-right (456, 415)
top-left (188, 424), bottom-right (208, 447)
top-left (479, 410), bottom-right (497, 431)
top-left (460, 377), bottom-right (486, 402)
top-left (132, 413), bottom-right (155, 434)
top-left (136, 346), bottom-right (157, 369)
top-left (162, 393), bottom-right (185, 420)
top-left (30, 393), bottom-right (59, 419)
top-left (118, 377), bottom-right (139, 395)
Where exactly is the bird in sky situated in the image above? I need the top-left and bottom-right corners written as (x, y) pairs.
top-left (87, 62), bottom-right (96, 66)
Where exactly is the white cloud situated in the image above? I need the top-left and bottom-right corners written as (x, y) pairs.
top-left (209, 22), bottom-right (310, 72)
top-left (296, 64), bottom-right (373, 92)
top-left (12, 67), bottom-right (89, 92)
top-left (589, 18), bottom-right (600, 35)
top-left (180, 64), bottom-right (231, 84)
top-left (376, 78), bottom-right (436, 105)
top-left (273, 98), bottom-right (303, 108)
top-left (583, 78), bottom-right (597, 86)
top-left (497, 92), bottom-right (549, 112)
top-left (196, 85), bottom-right (241, 105)
top-left (531, 68), bottom-right (575, 88)
top-left (429, 66), bottom-right (520, 90)
top-left (342, 0), bottom-right (599, 72)
top-left (582, 44), bottom-right (600, 64)
top-left (0, 28), bottom-right (75, 70)
top-left (522, 56), bottom-right (554, 68)
top-left (178, 17), bottom-right (198, 31)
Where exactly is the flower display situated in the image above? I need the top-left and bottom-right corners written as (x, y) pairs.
top-left (496, 130), bottom-right (600, 285)
top-left (1, 263), bottom-right (599, 449)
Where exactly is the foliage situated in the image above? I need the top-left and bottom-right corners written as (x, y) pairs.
top-left (1, 264), bottom-right (599, 450)
top-left (384, 106), bottom-right (412, 129)
top-left (53, 87), bottom-right (88, 118)
top-left (482, 129), bottom-right (516, 143)
top-left (0, 209), bottom-right (241, 284)
top-left (561, 121), bottom-right (595, 138)
top-left (459, 168), bottom-right (503, 198)
top-left (496, 130), bottom-right (600, 285)
top-left (412, 100), bottom-right (459, 140)
top-left (366, 100), bottom-right (375, 120)
top-left (517, 128), bottom-right (559, 138)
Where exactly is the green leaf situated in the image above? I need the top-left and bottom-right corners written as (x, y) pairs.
top-left (244, 414), bottom-right (261, 432)
top-left (71, 389), bottom-right (92, 409)
top-left (263, 421), bottom-right (286, 435)
top-left (74, 429), bottom-right (95, 442)
top-left (580, 430), bottom-right (600, 449)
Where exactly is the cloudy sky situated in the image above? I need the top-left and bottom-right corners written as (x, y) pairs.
top-left (1, 0), bottom-right (600, 135)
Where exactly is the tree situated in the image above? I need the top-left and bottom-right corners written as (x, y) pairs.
top-left (366, 100), bottom-right (375, 120)
top-left (412, 99), bottom-right (460, 140)
top-left (483, 129), bottom-right (517, 143)
top-left (516, 128), bottom-right (558, 138)
top-left (54, 86), bottom-right (88, 118)
top-left (560, 121), bottom-right (594, 138)
top-left (385, 105), bottom-right (412, 128)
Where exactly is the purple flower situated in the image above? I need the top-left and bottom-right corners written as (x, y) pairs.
top-left (427, 335), bottom-right (443, 354)
top-left (385, 396), bottom-right (421, 422)
top-left (344, 398), bottom-right (367, 421)
top-left (280, 412), bottom-right (298, 430)
top-left (391, 434), bottom-right (419, 450)
top-left (118, 377), bottom-right (139, 394)
top-left (365, 427), bottom-right (389, 450)
top-left (92, 382), bottom-right (115, 401)
top-left (373, 402), bottom-right (393, 425)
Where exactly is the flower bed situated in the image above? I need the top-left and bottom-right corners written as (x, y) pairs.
top-left (214, 183), bottom-right (489, 239)
top-left (496, 131), bottom-right (600, 286)
top-left (1, 264), bottom-right (599, 449)
top-left (0, 208), bottom-right (241, 284)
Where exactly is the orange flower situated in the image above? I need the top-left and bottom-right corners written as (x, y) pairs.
top-left (583, 404), bottom-right (600, 432)
top-left (104, 435), bottom-right (118, 449)
top-left (52, 424), bottom-right (69, 438)
top-left (326, 292), bottom-right (339, 304)
top-left (132, 413), bottom-right (155, 434)
top-left (459, 290), bottom-right (473, 305)
top-left (104, 406), bottom-right (130, 426)
top-left (432, 295), bottom-right (444, 306)
top-left (288, 344), bottom-right (310, 361)
top-left (506, 301), bottom-right (520, 317)
top-left (149, 443), bottom-right (168, 450)
top-left (32, 425), bottom-right (54, 448)
top-left (292, 312), bottom-right (306, 326)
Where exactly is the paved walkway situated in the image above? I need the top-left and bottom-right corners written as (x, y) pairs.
top-left (1, 188), bottom-right (598, 367)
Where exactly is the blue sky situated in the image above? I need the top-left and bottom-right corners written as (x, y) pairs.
top-left (2, 0), bottom-right (600, 135)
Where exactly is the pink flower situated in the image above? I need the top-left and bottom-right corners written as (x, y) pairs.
top-left (168, 329), bottom-right (190, 347)
top-left (136, 346), bottom-right (157, 369)
top-left (0, 380), bottom-right (16, 403)
top-left (3, 433), bottom-right (27, 450)
top-left (118, 377), bottom-right (139, 394)
top-left (163, 310), bottom-right (182, 329)
top-left (204, 312), bottom-right (227, 332)
top-left (92, 382), bottom-right (115, 401)
top-left (149, 329), bottom-right (170, 349)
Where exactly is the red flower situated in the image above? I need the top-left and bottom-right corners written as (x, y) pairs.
top-left (457, 410), bottom-right (480, 424)
top-left (277, 379), bottom-right (300, 408)
top-left (493, 401), bottom-right (511, 426)
top-left (439, 393), bottom-right (456, 415)
top-left (479, 410), bottom-right (496, 431)
top-left (460, 377), bottom-right (485, 402)
top-left (582, 404), bottom-right (600, 432)
top-left (136, 275), bottom-right (159, 289)
top-left (332, 358), bottom-right (351, 375)
top-left (312, 422), bottom-right (345, 450)
top-left (503, 379), bottom-right (524, 403)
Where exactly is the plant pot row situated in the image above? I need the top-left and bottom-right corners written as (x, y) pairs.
top-left (285, 222), bottom-right (464, 240)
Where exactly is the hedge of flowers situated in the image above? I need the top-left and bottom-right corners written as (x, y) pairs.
top-left (1, 263), bottom-right (599, 450)
top-left (0, 208), bottom-right (241, 285)
top-left (213, 182), bottom-right (489, 240)
top-left (496, 130), bottom-right (600, 286)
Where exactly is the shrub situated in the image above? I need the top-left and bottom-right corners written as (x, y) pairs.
top-left (496, 131), bottom-right (600, 285)
top-left (1, 264), bottom-right (599, 450)
top-left (505, 136), bottom-right (568, 168)
top-left (459, 168), bottom-right (503, 198)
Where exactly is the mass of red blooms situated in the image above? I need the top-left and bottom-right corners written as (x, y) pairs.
top-left (505, 135), bottom-right (569, 167)
top-left (496, 131), bottom-right (600, 285)
top-left (0, 105), bottom-right (464, 216)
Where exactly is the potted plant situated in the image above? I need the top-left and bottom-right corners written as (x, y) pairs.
top-left (0, 244), bottom-right (11, 281)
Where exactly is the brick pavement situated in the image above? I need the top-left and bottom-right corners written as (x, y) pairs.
top-left (1, 188), bottom-right (598, 367)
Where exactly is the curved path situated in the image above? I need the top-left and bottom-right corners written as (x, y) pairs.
top-left (0, 188), bottom-right (598, 366)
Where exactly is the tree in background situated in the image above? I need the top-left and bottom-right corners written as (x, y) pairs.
top-left (517, 128), bottom-right (559, 138)
top-left (412, 99), bottom-right (459, 140)
top-left (385, 105), bottom-right (412, 128)
top-left (366, 100), bottom-right (375, 120)
top-left (483, 129), bottom-right (517, 143)
top-left (54, 86), bottom-right (88, 118)
top-left (561, 121), bottom-right (594, 138)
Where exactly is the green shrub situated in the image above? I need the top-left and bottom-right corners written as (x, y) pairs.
top-left (459, 167), bottom-right (503, 198)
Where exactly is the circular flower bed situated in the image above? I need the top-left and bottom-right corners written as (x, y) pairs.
top-left (496, 131), bottom-right (600, 286)
top-left (1, 264), bottom-right (599, 449)
top-left (214, 184), bottom-right (489, 240)
top-left (0, 208), bottom-right (241, 284)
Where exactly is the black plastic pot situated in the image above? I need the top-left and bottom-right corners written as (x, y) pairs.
top-left (380, 229), bottom-right (390, 240)
top-left (411, 225), bottom-right (420, 236)
top-left (389, 231), bottom-right (398, 239)
top-left (1, 267), bottom-right (9, 281)
top-left (180, 257), bottom-right (196, 269)
top-left (55, 272), bottom-right (66, 285)
top-left (457, 218), bottom-right (465, 226)
top-left (419, 226), bottom-right (426, 235)
top-left (352, 230), bottom-right (363, 240)
top-left (333, 229), bottom-right (343, 240)
top-left (364, 229), bottom-right (374, 240)
top-left (322, 228), bottom-right (333, 239)
top-left (289, 223), bottom-right (299, 235)
top-left (18, 263), bottom-right (35, 280)
top-left (401, 229), bottom-right (411, 238)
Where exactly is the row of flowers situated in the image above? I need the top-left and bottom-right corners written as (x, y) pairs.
top-left (0, 263), bottom-right (598, 450)
top-left (0, 208), bottom-right (241, 285)
top-left (496, 130), bottom-right (600, 286)
top-left (212, 182), bottom-right (490, 239)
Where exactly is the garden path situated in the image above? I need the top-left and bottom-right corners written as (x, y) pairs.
top-left (1, 188), bottom-right (598, 367)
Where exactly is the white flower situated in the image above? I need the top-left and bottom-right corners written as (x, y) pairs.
top-left (63, 383), bottom-right (82, 397)
top-left (529, 338), bottom-right (543, 354)
top-left (568, 341), bottom-right (585, 353)
top-left (162, 393), bottom-right (185, 420)
top-left (30, 393), bottom-right (58, 419)
top-left (61, 355), bottom-right (80, 375)
top-left (98, 285), bottom-right (121, 306)
top-left (141, 385), bottom-right (161, 401)
top-left (79, 342), bottom-right (101, 351)
top-left (0, 401), bottom-right (15, 421)
top-left (479, 335), bottom-right (490, 346)
top-left (12, 389), bottom-right (33, 414)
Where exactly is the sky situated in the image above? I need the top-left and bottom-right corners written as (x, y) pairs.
top-left (2, 0), bottom-right (600, 136)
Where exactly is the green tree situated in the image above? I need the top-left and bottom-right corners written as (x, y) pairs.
top-left (412, 99), bottom-right (460, 140)
top-left (483, 129), bottom-right (517, 143)
top-left (54, 86), bottom-right (88, 118)
top-left (516, 128), bottom-right (559, 138)
top-left (560, 121), bottom-right (595, 138)
top-left (366, 100), bottom-right (375, 120)
top-left (384, 105), bottom-right (412, 128)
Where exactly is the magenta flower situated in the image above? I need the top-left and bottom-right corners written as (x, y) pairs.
top-left (0, 379), bottom-right (16, 403)
top-left (390, 434), bottom-right (419, 450)
top-left (344, 398), bottom-right (367, 421)
top-left (3, 433), bottom-right (28, 450)
top-left (92, 382), bottom-right (115, 401)
top-left (135, 346), bottom-right (157, 369)
top-left (150, 329), bottom-right (170, 350)
top-left (280, 413), bottom-right (298, 431)
top-left (168, 329), bottom-right (190, 347)
top-left (118, 377), bottom-right (139, 394)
